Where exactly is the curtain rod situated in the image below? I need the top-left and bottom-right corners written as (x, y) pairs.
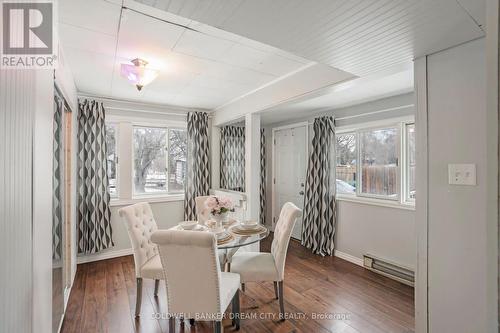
top-left (307, 104), bottom-right (414, 123)
top-left (77, 93), bottom-right (213, 117)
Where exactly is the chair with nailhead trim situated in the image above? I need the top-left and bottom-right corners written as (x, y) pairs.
top-left (119, 202), bottom-right (163, 317)
top-left (152, 229), bottom-right (241, 333)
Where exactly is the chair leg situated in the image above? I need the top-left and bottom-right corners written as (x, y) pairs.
top-left (154, 279), bottom-right (160, 297)
top-left (241, 283), bottom-right (245, 292)
top-left (169, 317), bottom-right (175, 332)
top-left (273, 281), bottom-right (279, 299)
top-left (214, 321), bottom-right (222, 333)
top-left (278, 281), bottom-right (285, 321)
top-left (135, 278), bottom-right (143, 317)
top-left (232, 289), bottom-right (240, 330)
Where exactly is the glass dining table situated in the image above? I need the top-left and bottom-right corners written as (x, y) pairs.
top-left (169, 221), bottom-right (270, 268)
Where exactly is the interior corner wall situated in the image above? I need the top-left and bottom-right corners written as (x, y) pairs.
top-left (32, 69), bottom-right (55, 333)
top-left (55, 45), bottom-right (79, 289)
top-left (425, 37), bottom-right (492, 332)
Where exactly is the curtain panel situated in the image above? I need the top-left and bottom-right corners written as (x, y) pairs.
top-left (219, 126), bottom-right (267, 224)
top-left (77, 99), bottom-right (113, 254)
top-left (184, 112), bottom-right (211, 220)
top-left (220, 126), bottom-right (245, 192)
top-left (52, 95), bottom-right (63, 260)
top-left (301, 116), bottom-right (337, 256)
top-left (260, 128), bottom-right (266, 225)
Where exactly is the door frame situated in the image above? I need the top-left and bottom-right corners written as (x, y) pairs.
top-left (271, 121), bottom-right (309, 232)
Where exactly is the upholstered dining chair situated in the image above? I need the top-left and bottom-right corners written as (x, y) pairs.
top-left (118, 202), bottom-right (163, 317)
top-left (229, 202), bottom-right (301, 320)
top-left (195, 195), bottom-right (211, 224)
top-left (151, 230), bottom-right (241, 333)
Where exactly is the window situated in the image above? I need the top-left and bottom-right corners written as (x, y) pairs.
top-left (359, 127), bottom-right (398, 199)
top-left (167, 129), bottom-right (187, 193)
top-left (336, 133), bottom-right (357, 194)
top-left (133, 126), bottom-right (187, 195)
top-left (133, 126), bottom-right (168, 194)
top-left (406, 124), bottom-right (416, 201)
top-left (336, 120), bottom-right (415, 207)
top-left (105, 123), bottom-right (118, 197)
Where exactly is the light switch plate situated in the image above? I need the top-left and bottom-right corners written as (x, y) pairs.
top-left (448, 164), bottom-right (476, 185)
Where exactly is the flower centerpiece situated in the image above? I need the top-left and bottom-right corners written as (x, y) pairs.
top-left (205, 196), bottom-right (235, 227)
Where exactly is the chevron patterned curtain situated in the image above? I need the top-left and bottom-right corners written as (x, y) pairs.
top-left (301, 116), bottom-right (337, 256)
top-left (77, 99), bottom-right (113, 254)
top-left (184, 112), bottom-right (211, 220)
top-left (220, 126), bottom-right (245, 192)
top-left (260, 128), bottom-right (266, 225)
top-left (52, 95), bottom-right (63, 260)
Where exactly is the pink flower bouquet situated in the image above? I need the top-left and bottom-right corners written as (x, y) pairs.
top-left (205, 196), bottom-right (235, 215)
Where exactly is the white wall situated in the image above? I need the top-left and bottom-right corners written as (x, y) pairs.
top-left (336, 201), bottom-right (415, 268)
top-left (32, 69), bottom-right (55, 333)
top-left (79, 201), bottom-right (185, 262)
top-left (0, 69), bottom-right (37, 333)
top-left (423, 37), bottom-right (493, 332)
top-left (264, 93), bottom-right (416, 269)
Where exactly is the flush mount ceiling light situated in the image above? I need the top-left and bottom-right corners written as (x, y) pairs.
top-left (120, 58), bottom-right (159, 91)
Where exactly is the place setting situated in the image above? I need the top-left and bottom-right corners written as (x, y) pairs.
top-left (229, 220), bottom-right (268, 236)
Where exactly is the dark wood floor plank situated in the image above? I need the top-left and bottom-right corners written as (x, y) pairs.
top-left (105, 258), bottom-right (135, 333)
top-left (81, 261), bottom-right (108, 333)
top-left (62, 236), bottom-right (415, 333)
top-left (61, 263), bottom-right (88, 333)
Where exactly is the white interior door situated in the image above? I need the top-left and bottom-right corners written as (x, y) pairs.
top-left (273, 124), bottom-right (307, 240)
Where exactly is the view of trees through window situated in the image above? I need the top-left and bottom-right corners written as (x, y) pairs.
top-left (168, 129), bottom-right (187, 192)
top-left (133, 126), bottom-right (187, 194)
top-left (336, 133), bottom-right (357, 194)
top-left (105, 123), bottom-right (117, 196)
top-left (360, 127), bottom-right (398, 198)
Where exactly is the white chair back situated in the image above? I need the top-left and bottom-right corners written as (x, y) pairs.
top-left (151, 230), bottom-right (223, 319)
top-left (195, 195), bottom-right (211, 224)
top-left (271, 202), bottom-right (302, 281)
top-left (118, 202), bottom-right (159, 277)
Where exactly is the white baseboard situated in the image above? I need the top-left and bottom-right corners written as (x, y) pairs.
top-left (334, 250), bottom-right (364, 267)
top-left (77, 248), bottom-right (133, 264)
top-left (76, 246), bottom-right (364, 269)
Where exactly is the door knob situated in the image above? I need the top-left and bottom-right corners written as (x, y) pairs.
top-left (299, 191), bottom-right (304, 195)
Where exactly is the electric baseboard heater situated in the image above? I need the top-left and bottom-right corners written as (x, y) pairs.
top-left (363, 254), bottom-right (414, 287)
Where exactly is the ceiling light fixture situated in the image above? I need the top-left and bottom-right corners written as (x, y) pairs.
top-left (120, 58), bottom-right (159, 91)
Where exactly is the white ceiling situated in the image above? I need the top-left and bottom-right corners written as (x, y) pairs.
top-left (138, 0), bottom-right (485, 76)
top-left (59, 0), bottom-right (485, 114)
top-left (260, 68), bottom-right (414, 124)
top-left (58, 0), bottom-right (321, 109)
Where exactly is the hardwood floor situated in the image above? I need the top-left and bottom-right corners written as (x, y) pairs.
top-left (61, 237), bottom-right (414, 333)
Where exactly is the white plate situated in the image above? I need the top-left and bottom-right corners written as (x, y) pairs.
top-left (216, 231), bottom-right (231, 240)
top-left (239, 222), bottom-right (260, 230)
top-left (179, 221), bottom-right (198, 230)
top-left (210, 226), bottom-right (225, 235)
top-left (175, 224), bottom-right (208, 232)
top-left (192, 225), bottom-right (209, 232)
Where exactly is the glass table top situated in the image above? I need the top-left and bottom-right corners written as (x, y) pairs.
top-left (170, 222), bottom-right (270, 250)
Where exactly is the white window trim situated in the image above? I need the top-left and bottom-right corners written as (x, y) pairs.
top-left (336, 116), bottom-right (415, 209)
top-left (403, 122), bottom-right (416, 204)
top-left (106, 117), bottom-right (187, 203)
top-left (109, 194), bottom-right (184, 207)
top-left (107, 122), bottom-right (120, 199)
